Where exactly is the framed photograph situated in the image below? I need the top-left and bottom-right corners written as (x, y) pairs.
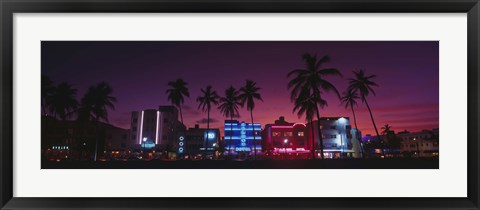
top-left (1, 0), bottom-right (479, 209)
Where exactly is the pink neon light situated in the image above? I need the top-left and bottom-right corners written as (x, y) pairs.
top-left (293, 123), bottom-right (306, 127)
top-left (271, 125), bottom-right (293, 128)
top-left (271, 123), bottom-right (306, 129)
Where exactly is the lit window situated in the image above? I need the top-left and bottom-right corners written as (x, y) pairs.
top-left (284, 132), bottom-right (293, 137)
top-left (273, 132), bottom-right (281, 137)
top-left (298, 132), bottom-right (304, 137)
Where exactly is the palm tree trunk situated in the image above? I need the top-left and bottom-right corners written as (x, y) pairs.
top-left (178, 106), bottom-right (186, 160)
top-left (94, 121), bottom-right (98, 161)
top-left (363, 98), bottom-right (384, 156)
top-left (313, 105), bottom-right (324, 159)
top-left (250, 110), bottom-right (256, 160)
top-left (42, 102), bottom-right (47, 116)
top-left (310, 119), bottom-right (315, 159)
top-left (179, 106), bottom-right (184, 126)
top-left (350, 105), bottom-right (364, 158)
top-left (204, 109), bottom-right (210, 159)
top-left (312, 88), bottom-right (324, 159)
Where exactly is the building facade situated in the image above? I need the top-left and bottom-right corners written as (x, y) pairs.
top-left (307, 117), bottom-right (362, 158)
top-left (223, 120), bottom-right (262, 156)
top-left (42, 116), bottom-right (130, 161)
top-left (398, 129), bottom-right (439, 157)
top-left (263, 117), bottom-right (311, 156)
top-left (130, 106), bottom-right (185, 151)
top-left (184, 124), bottom-right (221, 158)
top-left (262, 116), bottom-right (362, 159)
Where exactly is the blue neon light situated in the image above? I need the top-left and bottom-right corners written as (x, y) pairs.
top-left (204, 131), bottom-right (216, 140)
top-left (224, 121), bottom-right (263, 152)
top-left (141, 141), bottom-right (155, 149)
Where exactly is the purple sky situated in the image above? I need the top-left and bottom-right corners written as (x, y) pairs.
top-left (42, 41), bottom-right (439, 135)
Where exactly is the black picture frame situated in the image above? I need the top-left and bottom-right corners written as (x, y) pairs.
top-left (1, 0), bottom-right (479, 209)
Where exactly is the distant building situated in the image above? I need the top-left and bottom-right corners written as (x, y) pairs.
top-left (104, 124), bottom-right (130, 152)
top-left (397, 129), bottom-right (439, 157)
top-left (41, 116), bottom-right (129, 161)
top-left (223, 120), bottom-right (262, 156)
top-left (184, 124), bottom-right (221, 157)
top-left (130, 106), bottom-right (185, 150)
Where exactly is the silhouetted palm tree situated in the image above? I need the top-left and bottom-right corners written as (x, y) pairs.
top-left (166, 79), bottom-right (190, 126)
top-left (287, 53), bottom-right (342, 159)
top-left (49, 82), bottom-right (79, 121)
top-left (341, 89), bottom-right (364, 158)
top-left (48, 82), bottom-right (78, 156)
top-left (238, 80), bottom-right (263, 160)
top-left (196, 85), bottom-right (219, 159)
top-left (78, 82), bottom-right (117, 161)
top-left (293, 88), bottom-right (326, 159)
top-left (348, 69), bottom-right (382, 156)
top-left (381, 124), bottom-right (392, 135)
top-left (218, 86), bottom-right (242, 158)
top-left (41, 75), bottom-right (55, 116)
top-left (381, 124), bottom-right (395, 154)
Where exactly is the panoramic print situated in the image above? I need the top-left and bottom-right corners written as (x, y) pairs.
top-left (41, 41), bottom-right (439, 169)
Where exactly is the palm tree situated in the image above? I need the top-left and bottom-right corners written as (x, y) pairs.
top-left (218, 86), bottom-right (242, 158)
top-left (347, 69), bottom-right (382, 156)
top-left (41, 75), bottom-right (55, 116)
top-left (381, 124), bottom-right (392, 136)
top-left (78, 82), bottom-right (117, 161)
top-left (41, 75), bottom-right (56, 152)
top-left (166, 79), bottom-right (190, 126)
top-left (381, 124), bottom-right (393, 147)
top-left (196, 85), bottom-right (220, 159)
top-left (293, 87), bottom-right (326, 159)
top-left (287, 53), bottom-right (342, 159)
top-left (48, 82), bottom-right (78, 157)
top-left (49, 82), bottom-right (79, 121)
top-left (238, 80), bottom-right (263, 160)
top-left (340, 89), bottom-right (364, 158)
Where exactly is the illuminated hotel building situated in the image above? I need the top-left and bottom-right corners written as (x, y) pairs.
top-left (263, 117), bottom-right (311, 154)
top-left (184, 124), bottom-right (221, 156)
top-left (223, 120), bottom-right (262, 155)
top-left (308, 117), bottom-right (362, 158)
top-left (130, 106), bottom-right (184, 149)
top-left (263, 116), bottom-right (362, 158)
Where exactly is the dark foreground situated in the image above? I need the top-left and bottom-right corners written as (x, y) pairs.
top-left (42, 158), bottom-right (438, 169)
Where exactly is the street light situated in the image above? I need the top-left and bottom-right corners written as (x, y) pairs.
top-left (284, 139), bottom-right (288, 160)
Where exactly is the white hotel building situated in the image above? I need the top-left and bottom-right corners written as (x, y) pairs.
top-left (130, 106), bottom-right (184, 149)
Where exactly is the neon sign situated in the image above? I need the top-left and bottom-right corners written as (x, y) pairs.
top-left (178, 136), bottom-right (185, 153)
top-left (52, 146), bottom-right (69, 150)
top-left (224, 120), bottom-right (263, 153)
top-left (204, 131), bottom-right (216, 140)
top-left (141, 140), bottom-right (155, 149)
top-left (240, 123), bottom-right (247, 146)
top-left (235, 147), bottom-right (251, 152)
